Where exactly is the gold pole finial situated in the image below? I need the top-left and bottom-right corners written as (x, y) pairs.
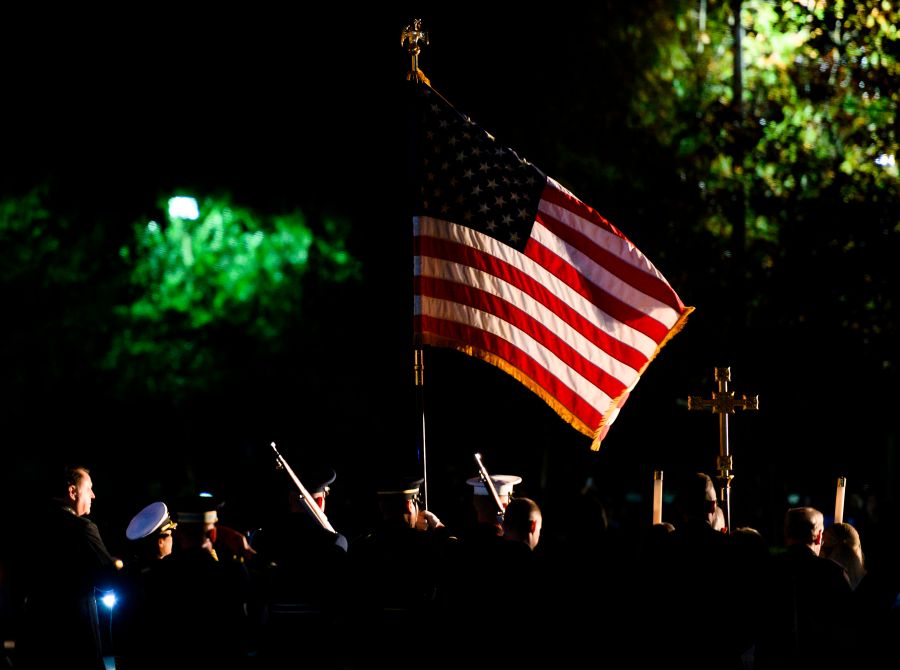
top-left (401, 19), bottom-right (430, 85)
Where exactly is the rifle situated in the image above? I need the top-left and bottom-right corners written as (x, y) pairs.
top-left (473, 452), bottom-right (505, 522)
top-left (270, 441), bottom-right (336, 534)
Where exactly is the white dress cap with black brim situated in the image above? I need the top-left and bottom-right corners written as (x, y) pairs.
top-left (126, 501), bottom-right (171, 540)
top-left (466, 474), bottom-right (522, 497)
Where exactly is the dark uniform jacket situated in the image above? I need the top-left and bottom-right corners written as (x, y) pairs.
top-left (650, 519), bottom-right (754, 670)
top-left (753, 543), bottom-right (855, 669)
top-left (18, 500), bottom-right (117, 670)
top-left (347, 519), bottom-right (455, 665)
top-left (250, 512), bottom-right (349, 669)
top-left (140, 546), bottom-right (252, 670)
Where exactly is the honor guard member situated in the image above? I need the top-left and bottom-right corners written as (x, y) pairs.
top-left (347, 475), bottom-right (454, 665)
top-left (114, 502), bottom-right (178, 669)
top-left (433, 472), bottom-right (523, 649)
top-left (126, 501), bottom-right (177, 562)
top-left (465, 473), bottom-right (522, 538)
top-left (140, 494), bottom-right (253, 670)
top-left (251, 465), bottom-right (349, 670)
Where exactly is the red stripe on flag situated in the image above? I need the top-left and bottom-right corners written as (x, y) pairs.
top-left (415, 274), bottom-right (631, 400)
top-left (416, 313), bottom-right (606, 431)
top-left (417, 233), bottom-right (650, 370)
top-left (538, 185), bottom-right (687, 313)
top-left (524, 236), bottom-right (676, 344)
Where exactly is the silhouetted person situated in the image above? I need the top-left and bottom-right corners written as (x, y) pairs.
top-left (114, 501), bottom-right (177, 670)
top-left (824, 520), bottom-right (899, 668)
top-left (18, 465), bottom-right (120, 670)
top-left (438, 482), bottom-right (548, 668)
top-left (495, 497), bottom-right (547, 669)
top-left (754, 506), bottom-right (855, 670)
top-left (822, 522), bottom-right (866, 590)
top-left (435, 473), bottom-right (520, 631)
top-left (140, 494), bottom-right (253, 670)
top-left (250, 466), bottom-right (349, 670)
top-left (648, 472), bottom-right (752, 670)
top-left (348, 475), bottom-right (453, 666)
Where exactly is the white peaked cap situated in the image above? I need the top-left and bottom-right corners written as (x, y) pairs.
top-left (466, 474), bottom-right (522, 497)
top-left (126, 501), bottom-right (174, 540)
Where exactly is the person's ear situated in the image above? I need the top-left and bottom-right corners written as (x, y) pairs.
top-left (405, 499), bottom-right (416, 515)
top-left (814, 529), bottom-right (823, 545)
top-left (529, 519), bottom-right (537, 534)
top-left (68, 485), bottom-right (77, 501)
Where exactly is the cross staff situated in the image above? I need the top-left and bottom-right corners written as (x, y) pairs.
top-left (688, 367), bottom-right (758, 533)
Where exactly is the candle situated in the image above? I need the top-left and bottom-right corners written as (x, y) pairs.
top-left (652, 470), bottom-right (663, 525)
top-left (834, 476), bottom-right (847, 524)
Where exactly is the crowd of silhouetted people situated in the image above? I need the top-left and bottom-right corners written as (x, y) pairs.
top-left (1, 464), bottom-right (898, 669)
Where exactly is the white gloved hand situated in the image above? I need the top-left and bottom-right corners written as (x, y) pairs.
top-left (416, 509), bottom-right (444, 531)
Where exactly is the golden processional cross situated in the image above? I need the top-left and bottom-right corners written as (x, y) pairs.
top-left (688, 367), bottom-right (758, 533)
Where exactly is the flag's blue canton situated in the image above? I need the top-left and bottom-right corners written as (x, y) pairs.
top-left (416, 86), bottom-right (546, 254)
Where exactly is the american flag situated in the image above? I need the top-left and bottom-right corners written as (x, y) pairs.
top-left (411, 82), bottom-right (693, 450)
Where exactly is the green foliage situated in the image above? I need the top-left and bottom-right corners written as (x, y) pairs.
top-left (0, 186), bottom-right (129, 405)
top-left (629, 0), bottom-right (898, 230)
top-left (0, 187), bottom-right (76, 285)
top-left (106, 194), bottom-right (361, 398)
top-left (623, 0), bottom-right (899, 374)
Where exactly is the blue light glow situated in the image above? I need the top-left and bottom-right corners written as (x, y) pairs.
top-left (100, 591), bottom-right (116, 609)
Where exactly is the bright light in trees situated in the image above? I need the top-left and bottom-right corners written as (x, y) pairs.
top-left (168, 196), bottom-right (200, 220)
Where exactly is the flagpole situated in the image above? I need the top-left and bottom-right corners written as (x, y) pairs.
top-left (404, 19), bottom-right (432, 509)
top-left (415, 347), bottom-right (428, 509)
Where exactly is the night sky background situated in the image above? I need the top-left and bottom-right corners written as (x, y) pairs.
top-left (2, 6), bottom-right (897, 560)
